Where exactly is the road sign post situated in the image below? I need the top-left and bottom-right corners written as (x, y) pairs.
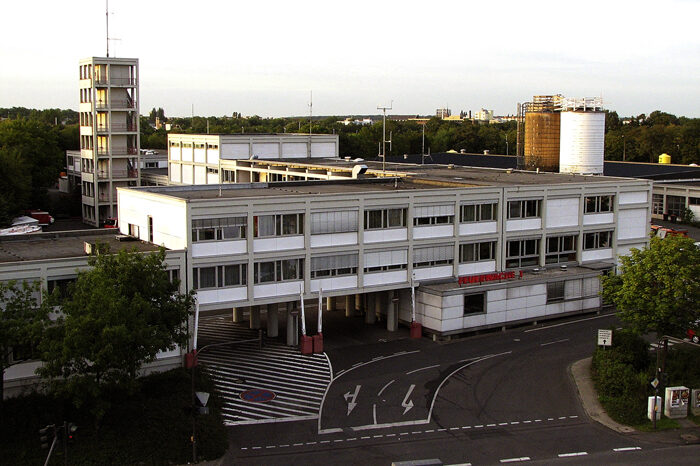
top-left (597, 329), bottom-right (612, 347)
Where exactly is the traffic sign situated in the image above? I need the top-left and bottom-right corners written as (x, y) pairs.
top-left (651, 378), bottom-right (659, 389)
top-left (240, 389), bottom-right (276, 403)
top-left (598, 329), bottom-right (613, 346)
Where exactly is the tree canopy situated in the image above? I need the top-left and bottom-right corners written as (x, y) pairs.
top-left (601, 236), bottom-right (700, 338)
top-left (38, 247), bottom-right (193, 418)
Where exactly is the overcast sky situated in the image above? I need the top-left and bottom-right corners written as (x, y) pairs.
top-left (1, 0), bottom-right (698, 118)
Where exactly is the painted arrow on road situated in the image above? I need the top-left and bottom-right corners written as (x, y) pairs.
top-left (401, 384), bottom-right (416, 415)
top-left (344, 385), bottom-right (361, 415)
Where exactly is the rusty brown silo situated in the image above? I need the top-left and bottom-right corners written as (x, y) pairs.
top-left (523, 95), bottom-right (562, 172)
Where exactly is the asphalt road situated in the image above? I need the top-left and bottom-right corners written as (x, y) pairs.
top-left (223, 312), bottom-right (697, 465)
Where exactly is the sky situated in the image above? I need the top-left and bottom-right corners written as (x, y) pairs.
top-left (1, 0), bottom-right (699, 118)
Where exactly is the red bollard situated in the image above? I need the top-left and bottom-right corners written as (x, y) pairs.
top-left (185, 349), bottom-right (198, 368)
top-left (410, 321), bottom-right (422, 339)
top-left (312, 333), bottom-right (324, 353)
top-left (300, 335), bottom-right (313, 355)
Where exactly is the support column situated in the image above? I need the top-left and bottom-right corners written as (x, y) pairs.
top-left (345, 295), bottom-right (353, 317)
top-left (267, 303), bottom-right (278, 338)
top-left (327, 296), bottom-right (336, 312)
top-left (249, 306), bottom-right (261, 330)
top-left (387, 291), bottom-right (398, 332)
top-left (232, 307), bottom-right (243, 323)
top-left (365, 294), bottom-right (376, 324)
top-left (286, 302), bottom-right (298, 346)
top-left (355, 293), bottom-right (363, 313)
top-left (375, 292), bottom-right (383, 322)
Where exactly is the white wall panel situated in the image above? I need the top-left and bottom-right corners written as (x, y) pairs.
top-left (364, 228), bottom-right (407, 244)
top-left (310, 142), bottom-right (336, 158)
top-left (459, 221), bottom-right (497, 236)
top-left (194, 165), bottom-right (206, 184)
top-left (457, 261), bottom-right (496, 276)
top-left (207, 173), bottom-right (219, 184)
top-left (194, 149), bottom-right (206, 163)
top-left (619, 191), bottom-right (647, 204)
top-left (617, 208), bottom-right (647, 239)
top-left (413, 225), bottom-right (454, 239)
top-left (197, 286), bottom-right (247, 304)
top-left (583, 212), bottom-right (614, 225)
top-left (546, 198), bottom-right (580, 228)
top-left (221, 143), bottom-right (250, 159)
top-left (170, 147), bottom-right (181, 161)
top-left (206, 150), bottom-right (219, 164)
top-left (254, 280), bottom-right (303, 299)
top-left (253, 236), bottom-right (304, 252)
top-left (363, 270), bottom-right (407, 287)
top-left (252, 143), bottom-right (280, 158)
top-left (191, 240), bottom-right (247, 258)
top-left (310, 232), bottom-right (357, 248)
top-left (170, 163), bottom-right (181, 183)
top-left (310, 276), bottom-right (357, 293)
top-left (181, 147), bottom-right (193, 162)
top-left (282, 142), bottom-right (308, 158)
top-left (506, 218), bottom-right (541, 232)
top-left (582, 249), bottom-right (613, 262)
top-left (413, 265), bottom-right (454, 282)
top-left (117, 190), bottom-right (187, 250)
top-left (182, 165), bottom-right (193, 184)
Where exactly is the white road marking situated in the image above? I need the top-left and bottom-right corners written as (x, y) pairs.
top-left (540, 338), bottom-right (570, 346)
top-left (401, 384), bottom-right (416, 414)
top-left (377, 379), bottom-right (395, 396)
top-left (305, 441), bottom-right (317, 445)
top-left (425, 429), bottom-right (434, 433)
top-left (524, 313), bottom-right (613, 333)
top-left (373, 404), bottom-right (377, 424)
top-left (500, 457), bottom-right (530, 463)
top-left (320, 440), bottom-right (330, 444)
top-left (344, 385), bottom-right (361, 415)
top-left (386, 433), bottom-right (396, 437)
top-left (406, 364), bottom-right (440, 375)
top-left (613, 447), bottom-right (641, 452)
top-left (558, 452), bottom-right (588, 457)
top-left (293, 443), bottom-right (304, 446)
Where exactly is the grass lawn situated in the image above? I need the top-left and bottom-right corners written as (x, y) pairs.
top-left (633, 417), bottom-right (680, 432)
top-left (0, 367), bottom-right (227, 465)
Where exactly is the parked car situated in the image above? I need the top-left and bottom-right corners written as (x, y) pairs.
top-left (26, 210), bottom-right (54, 226)
top-left (103, 217), bottom-right (118, 229)
top-left (688, 328), bottom-right (699, 344)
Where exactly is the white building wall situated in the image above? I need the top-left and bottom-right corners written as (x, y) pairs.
top-left (619, 191), bottom-right (648, 204)
top-left (617, 208), bottom-right (648, 240)
top-left (583, 212), bottom-right (614, 225)
top-left (546, 198), bottom-right (580, 228)
top-left (364, 228), bottom-right (407, 244)
top-left (459, 221), bottom-right (497, 236)
top-left (506, 218), bottom-right (541, 231)
top-left (191, 240), bottom-right (246, 258)
top-left (117, 190), bottom-right (187, 249)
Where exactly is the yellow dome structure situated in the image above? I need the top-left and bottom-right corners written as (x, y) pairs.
top-left (659, 153), bottom-right (671, 164)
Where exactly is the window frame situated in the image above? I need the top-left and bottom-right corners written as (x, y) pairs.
top-left (583, 231), bottom-right (613, 250)
top-left (364, 208), bottom-right (407, 230)
top-left (459, 241), bottom-right (496, 263)
top-left (506, 199), bottom-right (541, 220)
top-left (545, 234), bottom-right (578, 264)
top-left (584, 195), bottom-right (614, 214)
top-left (253, 258), bottom-right (304, 284)
top-left (463, 293), bottom-right (486, 316)
top-left (505, 238), bottom-right (540, 268)
top-left (546, 281), bottom-right (565, 303)
top-left (460, 202), bottom-right (498, 223)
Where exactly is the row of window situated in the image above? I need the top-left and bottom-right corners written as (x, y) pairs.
top-left (192, 197), bottom-right (615, 242)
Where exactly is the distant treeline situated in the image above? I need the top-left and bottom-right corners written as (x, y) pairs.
top-left (1, 106), bottom-right (698, 225)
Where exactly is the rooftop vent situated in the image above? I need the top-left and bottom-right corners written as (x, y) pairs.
top-left (352, 164), bottom-right (368, 179)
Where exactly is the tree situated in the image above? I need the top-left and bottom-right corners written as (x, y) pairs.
top-left (38, 247), bottom-right (194, 421)
top-left (0, 280), bottom-right (51, 413)
top-left (601, 235), bottom-right (700, 338)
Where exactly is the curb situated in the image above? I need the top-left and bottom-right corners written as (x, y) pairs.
top-left (569, 357), bottom-right (635, 434)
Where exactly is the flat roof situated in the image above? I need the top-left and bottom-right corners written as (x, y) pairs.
top-left (0, 230), bottom-right (161, 264)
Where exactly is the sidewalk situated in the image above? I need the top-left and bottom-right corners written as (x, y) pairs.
top-left (570, 357), bottom-right (700, 444)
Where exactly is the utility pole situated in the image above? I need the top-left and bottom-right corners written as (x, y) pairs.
top-left (377, 101), bottom-right (393, 173)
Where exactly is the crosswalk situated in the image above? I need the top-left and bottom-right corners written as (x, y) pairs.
top-left (196, 315), bottom-right (332, 426)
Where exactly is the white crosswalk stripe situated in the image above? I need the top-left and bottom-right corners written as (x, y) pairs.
top-left (197, 315), bottom-right (331, 426)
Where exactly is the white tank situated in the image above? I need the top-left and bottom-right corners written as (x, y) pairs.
top-left (559, 111), bottom-right (605, 174)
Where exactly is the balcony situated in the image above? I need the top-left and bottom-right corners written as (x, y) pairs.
top-left (95, 99), bottom-right (137, 109)
top-left (97, 169), bottom-right (138, 180)
top-left (96, 147), bottom-right (138, 156)
top-left (94, 77), bottom-right (136, 86)
top-left (96, 123), bottom-right (138, 133)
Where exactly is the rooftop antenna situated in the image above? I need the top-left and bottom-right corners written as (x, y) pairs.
top-left (309, 91), bottom-right (313, 136)
top-left (106, 0), bottom-right (109, 57)
top-left (377, 100), bottom-right (393, 173)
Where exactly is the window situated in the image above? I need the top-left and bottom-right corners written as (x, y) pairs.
top-left (413, 205), bottom-right (454, 226)
top-left (254, 213), bottom-right (304, 237)
top-left (47, 277), bottom-right (76, 303)
top-left (585, 195), bottom-right (614, 214)
top-left (545, 235), bottom-right (577, 264)
top-left (364, 208), bottom-right (407, 230)
top-left (311, 210), bottom-right (358, 234)
top-left (547, 281), bottom-right (565, 303)
top-left (689, 197), bottom-right (700, 206)
top-left (464, 293), bottom-right (485, 315)
top-left (506, 238), bottom-right (540, 268)
top-left (207, 167), bottom-right (219, 174)
top-left (413, 245), bottom-right (454, 268)
top-left (652, 194), bottom-right (664, 215)
top-left (192, 217), bottom-right (247, 242)
top-left (584, 231), bottom-right (613, 250)
top-left (459, 241), bottom-right (496, 263)
top-left (460, 202), bottom-right (498, 223)
top-left (666, 195), bottom-right (685, 217)
top-left (310, 254), bottom-right (358, 278)
top-left (193, 264), bottom-right (247, 290)
top-left (254, 259), bottom-right (304, 284)
top-left (507, 200), bottom-right (541, 219)
top-left (364, 249), bottom-right (408, 273)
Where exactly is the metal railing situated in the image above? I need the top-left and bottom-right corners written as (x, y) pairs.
top-left (96, 123), bottom-right (137, 132)
top-left (94, 77), bottom-right (136, 86)
top-left (97, 169), bottom-right (137, 179)
top-left (95, 100), bottom-right (137, 109)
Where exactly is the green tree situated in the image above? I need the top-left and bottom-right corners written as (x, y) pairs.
top-left (0, 280), bottom-right (51, 414)
top-left (601, 235), bottom-right (700, 338)
top-left (38, 247), bottom-right (194, 422)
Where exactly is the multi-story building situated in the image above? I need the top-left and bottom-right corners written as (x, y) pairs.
top-left (117, 161), bottom-right (651, 340)
top-left (78, 57), bottom-right (140, 227)
top-left (436, 108), bottom-right (451, 119)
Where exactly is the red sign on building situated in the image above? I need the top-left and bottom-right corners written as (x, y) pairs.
top-left (458, 270), bottom-right (523, 286)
